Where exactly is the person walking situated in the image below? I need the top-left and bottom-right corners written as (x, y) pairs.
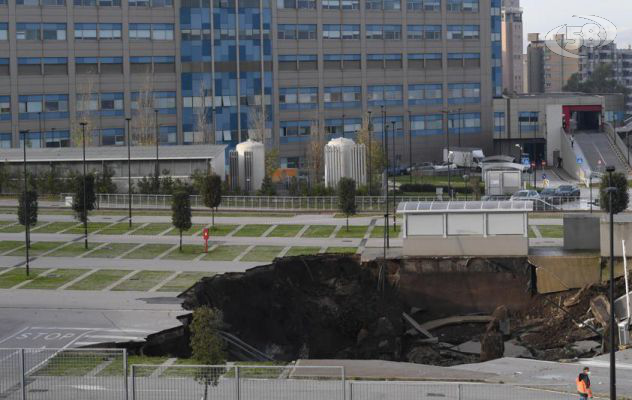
top-left (576, 367), bottom-right (593, 399)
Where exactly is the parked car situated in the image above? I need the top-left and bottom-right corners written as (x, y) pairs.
top-left (407, 162), bottom-right (434, 173)
top-left (510, 190), bottom-right (540, 201)
top-left (555, 185), bottom-right (580, 201)
top-left (481, 195), bottom-right (511, 201)
top-left (432, 162), bottom-right (457, 172)
top-left (539, 188), bottom-right (561, 205)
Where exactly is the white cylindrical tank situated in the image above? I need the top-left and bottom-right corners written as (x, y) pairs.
top-left (324, 137), bottom-right (366, 188)
top-left (236, 139), bottom-right (265, 192)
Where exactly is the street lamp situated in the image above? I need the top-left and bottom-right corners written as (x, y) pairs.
top-left (605, 165), bottom-right (617, 400)
top-left (367, 110), bottom-right (372, 195)
top-left (154, 109), bottom-right (160, 190)
top-left (126, 117), bottom-right (132, 228)
top-left (463, 174), bottom-right (470, 201)
top-left (391, 120), bottom-right (397, 232)
top-left (21, 129), bottom-right (30, 277)
top-left (383, 121), bottom-right (390, 249)
top-left (80, 122), bottom-right (88, 249)
top-left (408, 110), bottom-right (412, 184)
top-left (441, 110), bottom-right (452, 199)
top-left (457, 108), bottom-right (463, 148)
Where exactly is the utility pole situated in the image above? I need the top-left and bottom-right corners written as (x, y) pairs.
top-left (442, 110), bottom-right (452, 199)
top-left (21, 129), bottom-right (30, 277)
top-left (383, 119), bottom-right (390, 250)
top-left (80, 122), bottom-right (88, 249)
top-left (391, 120), bottom-right (397, 232)
top-left (126, 117), bottom-right (132, 228)
top-left (154, 109), bottom-right (160, 190)
top-left (408, 110), bottom-right (412, 184)
top-left (605, 165), bottom-right (616, 400)
top-left (458, 108), bottom-right (462, 148)
top-left (368, 110), bottom-right (372, 194)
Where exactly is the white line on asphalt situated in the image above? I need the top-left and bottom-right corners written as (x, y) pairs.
top-left (57, 268), bottom-right (99, 290)
top-left (0, 326), bottom-right (31, 345)
top-left (85, 335), bottom-right (145, 341)
top-left (29, 327), bottom-right (154, 333)
top-left (148, 271), bottom-right (180, 292)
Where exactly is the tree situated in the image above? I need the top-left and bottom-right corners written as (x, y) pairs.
top-left (564, 64), bottom-right (630, 101)
top-left (200, 174), bottom-right (222, 228)
top-left (190, 306), bottom-right (226, 400)
top-left (600, 171), bottom-right (629, 214)
top-left (132, 75), bottom-right (157, 145)
top-left (306, 123), bottom-right (327, 186)
top-left (264, 148), bottom-right (279, 179)
top-left (258, 176), bottom-right (276, 196)
top-left (171, 189), bottom-right (192, 251)
top-left (72, 79), bottom-right (97, 146)
top-left (18, 190), bottom-right (38, 248)
top-left (72, 174), bottom-right (96, 223)
top-left (338, 177), bottom-right (357, 231)
top-left (95, 165), bottom-right (117, 194)
top-left (248, 105), bottom-right (268, 142)
top-left (194, 80), bottom-right (213, 144)
top-left (356, 115), bottom-right (385, 194)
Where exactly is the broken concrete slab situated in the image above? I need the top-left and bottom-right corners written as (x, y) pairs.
top-left (571, 340), bottom-right (601, 355)
top-left (454, 340), bottom-right (481, 355)
top-left (503, 340), bottom-right (532, 358)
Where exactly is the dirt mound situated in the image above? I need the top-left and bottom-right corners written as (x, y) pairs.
top-left (180, 254), bottom-right (405, 361)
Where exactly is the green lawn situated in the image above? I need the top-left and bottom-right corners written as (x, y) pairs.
top-left (240, 246), bottom-right (284, 262)
top-left (0, 240), bottom-right (25, 254)
top-left (22, 268), bottom-right (90, 289)
top-left (88, 243), bottom-right (140, 258)
top-left (31, 221), bottom-right (80, 233)
top-left (208, 224), bottom-right (239, 236)
top-left (0, 268), bottom-right (48, 288)
top-left (48, 242), bottom-right (97, 257)
top-left (98, 355), bottom-right (168, 377)
top-left (325, 247), bottom-right (357, 254)
top-left (123, 244), bottom-right (175, 259)
top-left (266, 224), bottom-right (303, 238)
top-left (528, 226), bottom-right (537, 238)
top-left (335, 226), bottom-right (368, 238)
top-left (370, 226), bottom-right (401, 239)
top-left (34, 352), bottom-right (109, 376)
top-left (302, 225), bottom-right (336, 238)
top-left (202, 245), bottom-right (249, 261)
top-left (537, 225), bottom-right (564, 238)
top-left (98, 222), bottom-right (143, 235)
top-left (157, 272), bottom-right (215, 292)
top-left (67, 269), bottom-right (130, 290)
top-left (64, 222), bottom-right (112, 234)
top-left (163, 245), bottom-right (205, 260)
top-left (284, 246), bottom-right (321, 257)
top-left (130, 223), bottom-right (173, 236)
top-left (232, 224), bottom-right (271, 237)
top-left (6, 241), bottom-right (62, 257)
top-left (165, 224), bottom-right (206, 236)
top-left (111, 270), bottom-right (173, 291)
top-left (0, 222), bottom-right (29, 233)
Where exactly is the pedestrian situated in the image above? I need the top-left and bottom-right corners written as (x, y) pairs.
top-left (576, 367), bottom-right (593, 399)
top-left (571, 134), bottom-right (575, 148)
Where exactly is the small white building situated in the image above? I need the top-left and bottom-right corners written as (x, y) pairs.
top-left (324, 137), bottom-right (366, 188)
top-left (397, 201), bottom-right (532, 257)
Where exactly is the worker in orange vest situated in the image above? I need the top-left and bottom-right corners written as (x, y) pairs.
top-left (576, 367), bottom-right (593, 399)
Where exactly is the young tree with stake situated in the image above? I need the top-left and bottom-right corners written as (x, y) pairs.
top-left (18, 189), bottom-right (38, 248)
top-left (201, 174), bottom-right (222, 228)
top-left (338, 177), bottom-right (357, 231)
top-left (190, 306), bottom-right (226, 400)
top-left (73, 174), bottom-right (96, 223)
top-left (171, 189), bottom-right (192, 251)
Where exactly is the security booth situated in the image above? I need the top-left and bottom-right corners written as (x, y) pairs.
top-left (397, 201), bottom-right (532, 257)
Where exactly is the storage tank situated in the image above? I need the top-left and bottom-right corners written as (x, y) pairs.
top-left (324, 137), bottom-right (367, 188)
top-left (236, 139), bottom-right (265, 192)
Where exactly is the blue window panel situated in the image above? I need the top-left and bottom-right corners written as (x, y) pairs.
top-left (324, 86), bottom-right (361, 109)
top-left (0, 96), bottom-right (10, 121)
top-left (494, 112), bottom-right (505, 134)
top-left (448, 112), bottom-right (481, 134)
top-left (408, 53), bottom-right (441, 60)
top-left (448, 83), bottom-right (480, 104)
top-left (18, 57), bottom-right (41, 64)
top-left (43, 57), bottom-right (68, 64)
top-left (0, 133), bottom-right (11, 148)
top-left (408, 84), bottom-right (442, 105)
top-left (370, 115), bottom-right (403, 137)
top-left (324, 54), bottom-right (360, 61)
top-left (45, 129), bottom-right (70, 147)
top-left (0, 58), bottom-right (8, 64)
top-left (410, 114), bottom-right (443, 136)
top-left (99, 92), bottom-right (124, 116)
top-left (159, 125), bottom-right (177, 144)
top-left (154, 56), bottom-right (175, 63)
top-left (368, 85), bottom-right (402, 107)
top-left (20, 131), bottom-right (43, 148)
top-left (99, 57), bottom-right (122, 64)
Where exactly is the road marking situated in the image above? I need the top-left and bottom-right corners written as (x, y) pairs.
top-left (9, 268), bottom-right (57, 290)
top-left (126, 222), bottom-right (149, 235)
top-left (57, 268), bottom-right (99, 290)
top-left (278, 246), bottom-right (291, 257)
top-left (155, 244), bottom-right (179, 260)
top-left (148, 271), bottom-right (180, 292)
top-left (330, 225), bottom-right (343, 238)
top-left (115, 242), bottom-right (145, 259)
top-left (295, 225), bottom-right (310, 238)
top-left (0, 326), bottom-right (31, 345)
top-left (0, 266), bottom-right (16, 276)
top-left (85, 334), bottom-right (145, 341)
top-left (234, 245), bottom-right (255, 262)
top-left (103, 269), bottom-right (141, 291)
top-left (79, 242), bottom-right (110, 258)
top-left (262, 225), bottom-right (278, 237)
top-left (29, 327), bottom-right (153, 333)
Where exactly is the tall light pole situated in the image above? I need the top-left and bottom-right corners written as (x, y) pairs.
top-left (442, 110), bottom-right (452, 199)
top-left (154, 109), bottom-right (160, 190)
top-left (38, 111), bottom-right (42, 148)
top-left (408, 110), bottom-right (412, 184)
top-left (126, 117), bottom-right (132, 228)
top-left (80, 122), bottom-right (88, 249)
top-left (367, 110), bottom-right (372, 194)
top-left (458, 108), bottom-right (463, 148)
top-left (21, 129), bottom-right (30, 277)
top-left (605, 165), bottom-right (616, 400)
top-left (391, 120), bottom-right (397, 232)
top-left (383, 121), bottom-right (390, 249)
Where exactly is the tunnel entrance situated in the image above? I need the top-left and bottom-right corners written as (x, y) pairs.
top-left (563, 104), bottom-right (602, 133)
top-left (574, 111), bottom-right (600, 131)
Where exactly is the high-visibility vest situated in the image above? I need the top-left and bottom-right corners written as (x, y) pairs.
top-left (576, 377), bottom-right (587, 394)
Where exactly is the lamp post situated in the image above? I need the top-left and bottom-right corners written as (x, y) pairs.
top-left (38, 111), bottom-right (42, 148)
top-left (627, 132), bottom-right (630, 165)
top-left (605, 165), bottom-right (616, 400)
top-left (51, 127), bottom-right (56, 147)
top-left (458, 108), bottom-right (463, 148)
top-left (383, 121), bottom-right (390, 249)
top-left (126, 117), bottom-right (132, 228)
top-left (408, 110), bottom-right (412, 184)
top-left (154, 109), bottom-right (160, 189)
top-left (442, 110), bottom-right (452, 199)
top-left (589, 173), bottom-right (593, 214)
top-left (391, 120), bottom-right (397, 232)
top-left (463, 174), bottom-right (470, 201)
top-left (21, 129), bottom-right (30, 277)
top-left (368, 110), bottom-right (372, 194)
top-left (80, 122), bottom-right (88, 249)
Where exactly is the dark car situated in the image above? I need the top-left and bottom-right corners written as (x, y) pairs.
top-left (539, 188), bottom-right (561, 204)
top-left (555, 185), bottom-right (581, 201)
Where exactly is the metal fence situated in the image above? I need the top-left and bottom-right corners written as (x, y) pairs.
top-left (0, 349), bottom-right (585, 400)
top-left (0, 348), bottom-right (127, 400)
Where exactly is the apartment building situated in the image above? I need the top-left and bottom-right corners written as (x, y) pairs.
top-left (526, 33), bottom-right (579, 94)
top-left (580, 43), bottom-right (632, 113)
top-left (500, 0), bottom-right (522, 94)
top-left (0, 0), bottom-right (501, 168)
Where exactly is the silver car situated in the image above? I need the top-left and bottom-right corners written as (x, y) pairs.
top-left (510, 190), bottom-right (540, 201)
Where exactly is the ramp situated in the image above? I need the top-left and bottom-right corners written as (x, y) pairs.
top-left (574, 131), bottom-right (628, 173)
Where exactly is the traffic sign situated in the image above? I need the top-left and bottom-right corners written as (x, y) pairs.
top-left (576, 157), bottom-right (583, 165)
top-left (521, 156), bottom-right (530, 166)
top-left (542, 173), bottom-right (547, 180)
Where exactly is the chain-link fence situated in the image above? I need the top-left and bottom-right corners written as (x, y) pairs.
top-left (0, 348), bottom-right (127, 400)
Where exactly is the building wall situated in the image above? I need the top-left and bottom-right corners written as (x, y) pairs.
top-left (580, 43), bottom-right (632, 113)
top-left (0, 0), bottom-right (500, 169)
top-left (500, 0), bottom-right (522, 93)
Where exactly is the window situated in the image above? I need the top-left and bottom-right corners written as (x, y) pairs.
top-left (16, 23), bottom-right (40, 40)
top-left (43, 57), bottom-right (68, 75)
top-left (159, 126), bottom-right (177, 145)
top-left (277, 24), bottom-right (316, 40)
top-left (323, 24), bottom-right (359, 40)
top-left (448, 83), bottom-right (480, 104)
top-left (18, 57), bottom-right (42, 75)
top-left (368, 85), bottom-right (402, 107)
top-left (98, 93), bottom-right (124, 116)
top-left (99, 23), bottom-right (122, 39)
top-left (324, 54), bottom-right (360, 69)
top-left (447, 0), bottom-right (477, 11)
top-left (519, 111), bottom-right (539, 133)
top-left (277, 0), bottom-right (315, 8)
top-left (76, 57), bottom-right (99, 74)
top-left (129, 23), bottom-right (151, 39)
top-left (408, 0), bottom-right (439, 10)
top-left (366, 0), bottom-right (399, 9)
top-left (99, 57), bottom-right (123, 74)
top-left (494, 112), bottom-right (505, 134)
top-left (0, 96), bottom-right (10, 121)
top-left (20, 131), bottom-right (42, 148)
top-left (280, 120), bottom-right (312, 141)
top-left (18, 0), bottom-right (66, 5)
top-left (423, 25), bottom-right (441, 40)
top-left (407, 25), bottom-right (422, 40)
top-left (42, 23), bottom-right (66, 40)
top-left (75, 23), bottom-right (97, 40)
top-left (154, 56), bottom-right (175, 73)
top-left (325, 118), bottom-right (361, 138)
top-left (0, 58), bottom-right (7, 75)
top-left (408, 84), bottom-right (442, 105)
top-left (449, 112), bottom-right (481, 134)
top-left (448, 52), bottom-right (480, 68)
top-left (279, 87), bottom-right (317, 110)
top-left (367, 53), bottom-right (402, 69)
top-left (45, 130), bottom-right (70, 147)
top-left (410, 114), bottom-right (442, 136)
top-left (129, 0), bottom-right (170, 6)
top-left (0, 24), bottom-right (7, 41)
top-left (371, 116), bottom-right (403, 136)
top-left (322, 0), bottom-right (358, 8)
top-left (0, 0), bottom-right (6, 4)
top-left (19, 94), bottom-right (69, 120)
top-left (152, 24), bottom-right (174, 40)
top-left (132, 91), bottom-right (176, 114)
top-left (280, 156), bottom-right (304, 168)
top-left (95, 128), bottom-right (125, 146)
top-left (0, 133), bottom-right (10, 148)
top-left (408, 53), bottom-right (442, 69)
top-left (324, 86), bottom-right (361, 109)
top-left (447, 25), bottom-right (479, 40)
top-left (278, 55), bottom-right (317, 71)
top-left (75, 0), bottom-right (121, 5)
